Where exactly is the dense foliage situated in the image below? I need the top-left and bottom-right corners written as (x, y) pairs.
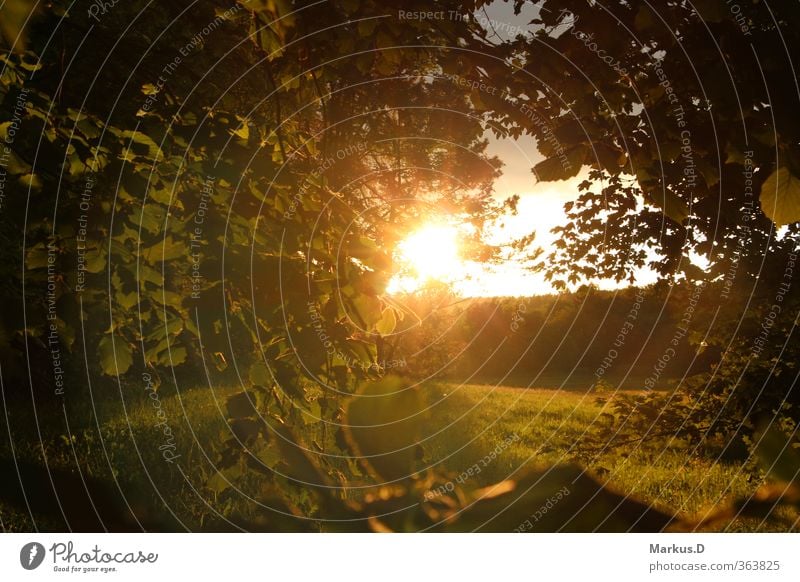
top-left (1, 0), bottom-right (799, 531)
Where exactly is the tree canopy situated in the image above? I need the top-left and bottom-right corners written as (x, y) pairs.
top-left (1, 0), bottom-right (799, 531)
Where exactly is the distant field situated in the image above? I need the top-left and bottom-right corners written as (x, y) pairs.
top-left (458, 372), bottom-right (679, 392)
top-left (0, 382), bottom-right (788, 531)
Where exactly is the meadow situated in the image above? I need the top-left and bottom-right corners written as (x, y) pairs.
top-left (1, 382), bottom-right (777, 532)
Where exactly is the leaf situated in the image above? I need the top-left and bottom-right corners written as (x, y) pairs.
top-left (85, 247), bottom-right (107, 273)
top-left (692, 0), bottom-right (728, 23)
top-left (18, 173), bottom-right (42, 190)
top-left (148, 182), bottom-right (173, 205)
top-left (115, 129), bottom-right (164, 161)
top-left (653, 189), bottom-right (690, 224)
top-left (300, 399), bottom-right (321, 425)
top-left (25, 242), bottom-right (49, 269)
top-left (345, 376), bottom-right (424, 481)
top-left (230, 418), bottom-right (262, 442)
top-left (349, 293), bottom-right (382, 329)
top-left (227, 391), bottom-right (258, 419)
top-left (593, 144), bottom-right (624, 173)
top-left (532, 146), bottom-right (585, 182)
top-left (256, 447), bottom-right (281, 470)
top-left (139, 203), bottom-right (168, 235)
top-left (725, 143), bottom-right (748, 165)
top-left (206, 465), bottom-right (244, 495)
top-left (74, 115), bottom-right (102, 140)
top-left (205, 471), bottom-right (231, 495)
top-left (249, 361), bottom-right (271, 386)
top-left (375, 307), bottom-right (397, 336)
top-left (754, 427), bottom-right (800, 486)
top-left (358, 19), bottom-right (379, 36)
top-left (269, 422), bottom-right (329, 486)
top-left (553, 119), bottom-right (586, 144)
top-left (230, 119), bottom-right (250, 141)
top-left (469, 91), bottom-right (485, 111)
top-left (143, 235), bottom-right (186, 263)
top-left (98, 335), bottom-right (133, 376)
top-left (139, 264), bottom-right (164, 287)
top-left (345, 338), bottom-right (376, 367)
top-left (115, 290), bottom-right (138, 312)
top-left (760, 166), bottom-right (800, 226)
top-left (0, 0), bottom-right (38, 53)
top-left (168, 346), bottom-right (187, 366)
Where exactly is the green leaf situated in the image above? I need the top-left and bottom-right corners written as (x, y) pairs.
top-left (205, 471), bottom-right (230, 495)
top-left (375, 307), bottom-right (396, 335)
top-left (98, 335), bottom-right (133, 376)
top-left (345, 338), bottom-right (376, 367)
top-left (350, 293), bottom-right (382, 329)
top-left (269, 422), bottom-right (329, 485)
top-left (230, 418), bottom-right (261, 442)
top-left (754, 427), bottom-right (800, 486)
top-left (230, 118), bottom-right (250, 141)
top-left (300, 399), bottom-right (321, 425)
top-left (139, 204), bottom-right (168, 235)
top-left (345, 376), bottom-right (424, 481)
top-left (0, 0), bottom-right (38, 53)
top-left (25, 242), bottom-right (49, 269)
top-left (249, 361), bottom-right (271, 386)
top-left (143, 235), bottom-right (186, 263)
top-left (256, 444), bottom-right (281, 468)
top-left (206, 465), bottom-right (244, 495)
top-left (227, 391), bottom-right (258, 419)
top-left (85, 247), bottom-right (107, 273)
top-left (168, 346), bottom-right (187, 366)
top-left (19, 173), bottom-right (42, 190)
top-left (116, 289), bottom-right (138, 310)
top-left (139, 264), bottom-right (165, 287)
top-left (760, 166), bottom-right (800, 226)
top-left (118, 130), bottom-right (164, 160)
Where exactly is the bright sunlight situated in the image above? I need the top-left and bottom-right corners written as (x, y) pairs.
top-left (387, 224), bottom-right (463, 293)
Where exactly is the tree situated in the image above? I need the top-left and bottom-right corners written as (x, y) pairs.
top-left (473, 0), bottom-right (800, 287)
top-left (2, 0), bottom-right (798, 531)
top-left (475, 0), bottom-right (800, 467)
top-left (0, 0), bottom-right (543, 530)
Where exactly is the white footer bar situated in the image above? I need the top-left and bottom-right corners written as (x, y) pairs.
top-left (1, 533), bottom-right (797, 581)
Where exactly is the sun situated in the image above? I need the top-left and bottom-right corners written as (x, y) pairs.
top-left (387, 224), bottom-right (464, 293)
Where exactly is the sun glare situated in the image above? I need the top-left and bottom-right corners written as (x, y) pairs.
top-left (387, 224), bottom-right (464, 293)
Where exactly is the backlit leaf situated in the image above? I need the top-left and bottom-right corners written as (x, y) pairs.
top-left (760, 166), bottom-right (800, 226)
top-left (98, 335), bottom-right (133, 376)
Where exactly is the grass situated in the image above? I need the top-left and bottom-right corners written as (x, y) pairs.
top-left (422, 384), bottom-right (762, 524)
top-left (0, 381), bottom-right (792, 531)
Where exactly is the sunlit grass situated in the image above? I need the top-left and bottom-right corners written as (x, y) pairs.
top-left (1, 382), bottom-right (789, 531)
top-left (421, 384), bottom-right (776, 530)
